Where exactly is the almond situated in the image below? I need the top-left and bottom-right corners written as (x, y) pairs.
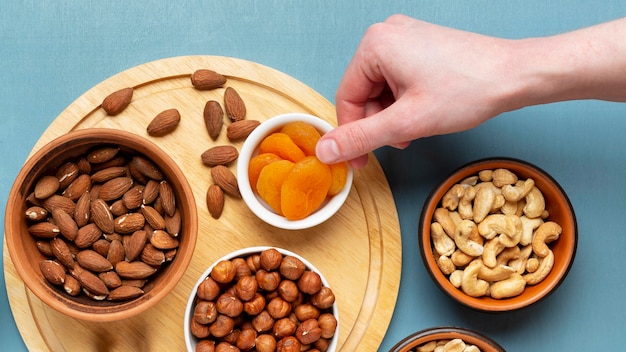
top-left (92, 239), bottom-right (111, 257)
top-left (165, 209), bottom-right (181, 237)
top-left (227, 119), bottom-right (260, 141)
top-left (191, 69), bottom-right (227, 90)
top-left (201, 145), bottom-right (239, 167)
top-left (90, 198), bottom-right (115, 234)
top-left (206, 184), bottom-right (224, 219)
top-left (40, 259), bottom-right (66, 285)
top-left (102, 87), bottom-right (133, 116)
top-left (34, 175), bottom-right (60, 199)
top-left (51, 208), bottom-right (79, 241)
top-left (142, 179), bottom-right (160, 205)
top-left (74, 223), bottom-right (103, 248)
top-left (42, 194), bottom-right (76, 217)
top-left (223, 86), bottom-right (246, 121)
top-left (98, 177), bottom-right (133, 201)
top-left (124, 229), bottom-right (148, 262)
top-left (115, 261), bottom-right (157, 279)
top-left (36, 240), bottom-right (54, 257)
top-left (141, 205), bottom-right (165, 230)
top-left (107, 239), bottom-right (125, 265)
top-left (28, 222), bottom-right (60, 238)
top-left (109, 199), bottom-right (129, 216)
top-left (91, 166), bottom-right (128, 183)
top-left (55, 162), bottom-right (79, 189)
top-left (159, 180), bottom-right (176, 217)
top-left (50, 237), bottom-right (76, 269)
top-left (76, 157), bottom-right (92, 174)
top-left (107, 285), bottom-right (144, 301)
top-left (130, 156), bottom-right (164, 181)
top-left (211, 165), bottom-right (241, 198)
top-left (204, 100), bottom-right (224, 140)
top-left (74, 191), bottom-right (91, 227)
top-left (147, 108), bottom-right (181, 136)
top-left (140, 244), bottom-right (166, 266)
top-left (150, 229), bottom-right (180, 250)
top-left (114, 213), bottom-right (145, 234)
top-left (63, 275), bottom-right (81, 296)
top-left (98, 271), bottom-right (122, 289)
top-left (87, 146), bottom-right (120, 164)
top-left (123, 186), bottom-right (144, 209)
top-left (76, 249), bottom-right (114, 272)
top-left (25, 206), bottom-right (48, 222)
top-left (71, 264), bottom-right (109, 296)
top-left (61, 174), bottom-right (91, 201)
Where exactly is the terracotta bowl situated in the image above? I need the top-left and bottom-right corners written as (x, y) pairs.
top-left (5, 128), bottom-right (198, 321)
top-left (237, 113), bottom-right (353, 230)
top-left (419, 157), bottom-right (577, 312)
top-left (184, 246), bottom-right (339, 352)
top-left (389, 326), bottom-right (506, 352)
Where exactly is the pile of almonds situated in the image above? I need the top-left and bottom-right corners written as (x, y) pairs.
top-left (101, 69), bottom-right (261, 220)
top-left (190, 248), bottom-right (337, 352)
top-left (27, 145), bottom-right (181, 301)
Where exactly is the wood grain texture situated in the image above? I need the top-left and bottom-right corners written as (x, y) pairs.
top-left (3, 55), bottom-right (401, 352)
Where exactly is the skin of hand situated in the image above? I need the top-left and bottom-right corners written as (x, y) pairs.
top-left (316, 14), bottom-right (626, 169)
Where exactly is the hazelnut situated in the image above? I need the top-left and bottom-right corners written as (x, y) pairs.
top-left (280, 255), bottom-right (306, 280)
top-left (298, 271), bottom-right (322, 295)
top-left (236, 328), bottom-right (257, 350)
top-left (273, 317), bottom-right (297, 339)
top-left (246, 253), bottom-right (261, 273)
top-left (195, 340), bottom-right (216, 352)
top-left (318, 313), bottom-right (338, 339)
top-left (267, 296), bottom-right (292, 319)
top-left (294, 303), bottom-right (320, 322)
top-left (278, 280), bottom-right (299, 302)
top-left (222, 329), bottom-right (240, 346)
top-left (232, 257), bottom-right (251, 279)
top-left (295, 318), bottom-right (322, 345)
top-left (211, 260), bottom-right (236, 284)
top-left (190, 318), bottom-right (210, 338)
top-left (243, 292), bottom-right (266, 315)
top-left (252, 310), bottom-right (274, 333)
top-left (256, 269), bottom-right (280, 291)
top-left (277, 336), bottom-right (301, 352)
top-left (313, 338), bottom-right (330, 351)
top-left (209, 315), bottom-right (235, 338)
top-left (260, 248), bottom-right (282, 271)
top-left (255, 334), bottom-right (277, 352)
top-left (310, 286), bottom-right (335, 309)
top-left (194, 300), bottom-right (218, 325)
top-left (235, 275), bottom-right (258, 301)
top-left (216, 292), bottom-right (244, 317)
top-left (215, 342), bottom-right (238, 352)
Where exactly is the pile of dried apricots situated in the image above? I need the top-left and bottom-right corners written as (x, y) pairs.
top-left (248, 121), bottom-right (348, 220)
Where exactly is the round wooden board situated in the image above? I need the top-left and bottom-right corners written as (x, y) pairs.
top-left (3, 55), bottom-right (401, 352)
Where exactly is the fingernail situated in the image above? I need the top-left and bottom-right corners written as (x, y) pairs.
top-left (316, 138), bottom-right (341, 163)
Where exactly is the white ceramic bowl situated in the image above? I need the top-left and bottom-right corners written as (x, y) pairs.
top-left (237, 113), bottom-right (353, 230)
top-left (184, 246), bottom-right (339, 352)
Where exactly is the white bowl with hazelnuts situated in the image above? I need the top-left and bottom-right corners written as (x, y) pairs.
top-left (184, 246), bottom-right (339, 352)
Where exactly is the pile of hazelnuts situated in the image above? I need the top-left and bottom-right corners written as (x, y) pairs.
top-left (190, 248), bottom-right (337, 352)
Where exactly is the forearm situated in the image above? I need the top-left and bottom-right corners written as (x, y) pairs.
top-left (504, 17), bottom-right (626, 111)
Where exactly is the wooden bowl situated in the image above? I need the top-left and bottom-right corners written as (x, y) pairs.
top-left (419, 157), bottom-right (577, 312)
top-left (389, 326), bottom-right (506, 352)
top-left (5, 128), bottom-right (198, 321)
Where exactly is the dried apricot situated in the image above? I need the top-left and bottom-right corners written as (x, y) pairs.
top-left (280, 121), bottom-right (321, 156)
top-left (327, 162), bottom-right (348, 196)
top-left (280, 156), bottom-right (332, 220)
top-left (258, 133), bottom-right (305, 162)
top-left (256, 160), bottom-right (295, 215)
top-left (248, 153), bottom-right (283, 193)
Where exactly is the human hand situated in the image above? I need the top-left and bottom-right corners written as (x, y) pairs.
top-left (316, 15), bottom-right (519, 168)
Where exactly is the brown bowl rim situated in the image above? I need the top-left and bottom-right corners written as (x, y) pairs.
top-left (418, 157), bottom-right (578, 312)
top-left (388, 326), bottom-right (506, 352)
top-left (5, 128), bottom-right (198, 321)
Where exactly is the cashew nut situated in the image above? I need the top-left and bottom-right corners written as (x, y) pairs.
top-left (492, 168), bottom-right (518, 188)
top-left (477, 214), bottom-right (519, 241)
top-left (449, 270), bottom-right (463, 288)
top-left (434, 207), bottom-right (457, 238)
top-left (448, 210), bottom-right (462, 226)
top-left (416, 341), bottom-right (437, 352)
top-left (458, 186), bottom-right (475, 220)
top-left (503, 178), bottom-right (535, 202)
top-left (472, 183), bottom-right (497, 223)
top-left (454, 220), bottom-right (484, 257)
top-left (478, 169), bottom-right (493, 182)
top-left (482, 237), bottom-right (505, 268)
top-left (500, 199), bottom-right (519, 215)
top-left (451, 249), bottom-right (474, 267)
top-left (520, 216), bottom-right (544, 246)
top-left (509, 245), bottom-right (533, 274)
top-left (523, 186), bottom-right (545, 218)
top-left (498, 215), bottom-right (523, 248)
top-left (431, 222), bottom-right (456, 256)
top-left (479, 263), bottom-right (515, 282)
top-left (442, 184), bottom-right (466, 211)
top-left (532, 221), bottom-right (562, 257)
top-left (460, 175), bottom-right (479, 186)
top-left (496, 246), bottom-right (521, 266)
top-left (461, 260), bottom-right (490, 297)
top-left (523, 249), bottom-right (555, 285)
top-left (463, 346), bottom-right (481, 352)
top-left (437, 255), bottom-right (456, 275)
top-left (490, 273), bottom-right (526, 299)
top-left (526, 257), bottom-right (540, 273)
top-left (443, 339), bottom-right (465, 352)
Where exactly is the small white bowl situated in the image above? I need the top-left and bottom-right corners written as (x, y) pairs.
top-left (184, 246), bottom-right (340, 352)
top-left (237, 113), bottom-right (353, 230)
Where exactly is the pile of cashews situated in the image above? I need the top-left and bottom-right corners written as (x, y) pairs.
top-left (431, 168), bottom-right (561, 299)
top-left (415, 338), bottom-right (482, 352)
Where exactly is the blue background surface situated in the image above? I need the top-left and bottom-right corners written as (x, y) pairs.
top-left (3, 2), bottom-right (626, 351)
